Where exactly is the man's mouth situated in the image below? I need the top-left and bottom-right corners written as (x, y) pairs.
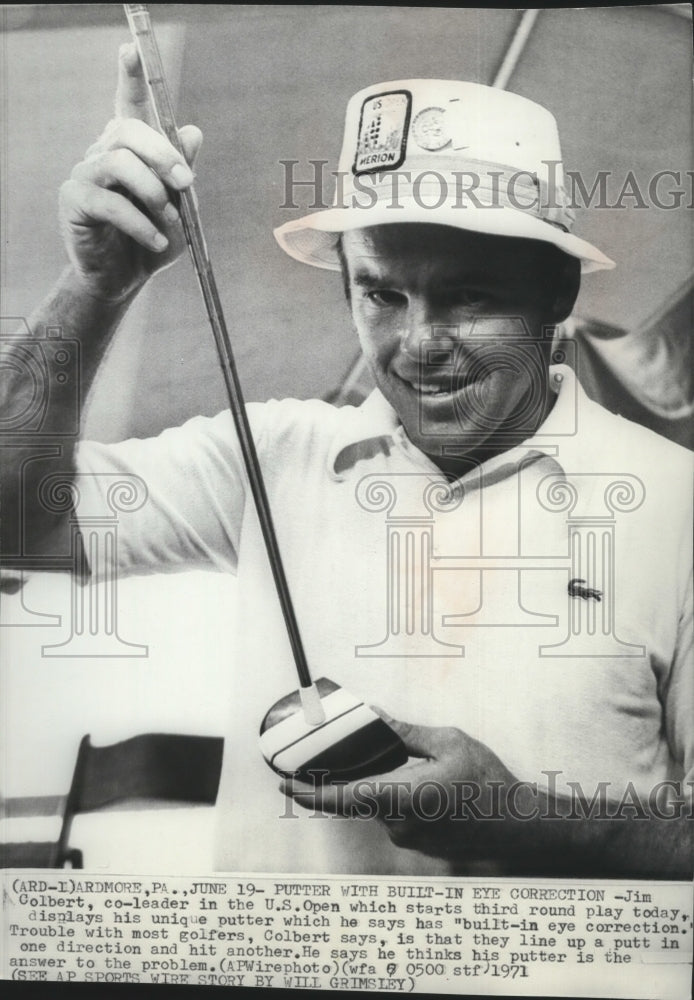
top-left (410, 380), bottom-right (454, 396)
top-left (401, 374), bottom-right (481, 397)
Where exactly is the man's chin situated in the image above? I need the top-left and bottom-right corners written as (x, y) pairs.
top-left (404, 424), bottom-right (498, 463)
top-left (393, 385), bottom-right (548, 464)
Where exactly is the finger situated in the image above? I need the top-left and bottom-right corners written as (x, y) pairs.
top-left (86, 122), bottom-right (201, 181)
top-left (178, 125), bottom-right (203, 170)
top-left (283, 774), bottom-right (401, 819)
top-left (115, 42), bottom-right (151, 121)
top-left (279, 776), bottom-right (313, 798)
top-left (72, 148), bottom-right (178, 225)
top-left (352, 757), bottom-right (452, 817)
top-left (98, 118), bottom-right (195, 191)
top-left (282, 776), bottom-right (354, 815)
top-left (369, 706), bottom-right (448, 759)
top-left (60, 178), bottom-right (169, 253)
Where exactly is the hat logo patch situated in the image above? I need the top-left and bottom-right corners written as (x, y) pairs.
top-left (353, 90), bottom-right (411, 175)
top-left (412, 106), bottom-right (451, 151)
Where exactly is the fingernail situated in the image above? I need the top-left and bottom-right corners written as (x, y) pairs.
top-left (170, 163), bottom-right (194, 188)
top-left (152, 232), bottom-right (168, 251)
top-left (163, 202), bottom-right (179, 224)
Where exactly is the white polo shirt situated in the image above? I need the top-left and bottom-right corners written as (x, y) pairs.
top-left (76, 366), bottom-right (693, 874)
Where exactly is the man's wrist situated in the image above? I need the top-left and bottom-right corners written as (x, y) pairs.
top-left (60, 263), bottom-right (144, 309)
top-left (454, 778), bottom-right (619, 875)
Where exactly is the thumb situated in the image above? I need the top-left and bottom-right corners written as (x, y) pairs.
top-left (370, 705), bottom-right (442, 759)
top-left (115, 42), bottom-right (151, 121)
top-left (178, 125), bottom-right (203, 170)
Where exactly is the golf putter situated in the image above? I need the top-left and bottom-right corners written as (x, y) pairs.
top-left (124, 4), bottom-right (407, 785)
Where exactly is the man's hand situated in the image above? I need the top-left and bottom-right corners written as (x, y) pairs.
top-left (58, 42), bottom-right (202, 304)
top-left (282, 712), bottom-right (517, 864)
top-left (2, 42), bottom-right (204, 562)
top-left (282, 711), bottom-right (694, 878)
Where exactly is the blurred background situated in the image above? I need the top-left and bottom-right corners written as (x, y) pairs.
top-left (1, 4), bottom-right (692, 871)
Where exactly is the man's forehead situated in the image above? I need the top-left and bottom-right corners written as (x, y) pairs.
top-left (341, 224), bottom-right (553, 280)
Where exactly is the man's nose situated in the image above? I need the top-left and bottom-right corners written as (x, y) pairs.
top-left (399, 300), bottom-right (460, 359)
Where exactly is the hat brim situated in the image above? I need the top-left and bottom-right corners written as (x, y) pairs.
top-left (274, 200), bottom-right (614, 275)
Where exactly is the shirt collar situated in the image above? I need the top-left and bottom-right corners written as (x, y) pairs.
top-left (327, 389), bottom-right (403, 479)
top-left (328, 364), bottom-right (597, 481)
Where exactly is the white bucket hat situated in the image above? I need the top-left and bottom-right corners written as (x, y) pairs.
top-left (274, 79), bottom-right (614, 274)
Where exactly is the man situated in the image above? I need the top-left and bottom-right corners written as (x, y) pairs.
top-left (3, 45), bottom-right (692, 877)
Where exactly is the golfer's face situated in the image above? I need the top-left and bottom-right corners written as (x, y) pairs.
top-left (342, 224), bottom-right (559, 466)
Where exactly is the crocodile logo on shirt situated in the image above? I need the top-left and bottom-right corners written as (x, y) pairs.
top-left (568, 578), bottom-right (603, 602)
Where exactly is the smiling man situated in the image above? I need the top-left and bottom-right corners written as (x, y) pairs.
top-left (337, 224), bottom-right (579, 474)
top-left (3, 54), bottom-right (692, 877)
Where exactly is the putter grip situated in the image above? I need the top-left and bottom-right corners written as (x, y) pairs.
top-left (259, 678), bottom-right (408, 782)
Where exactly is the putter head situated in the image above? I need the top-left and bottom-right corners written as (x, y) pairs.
top-left (259, 677), bottom-right (408, 783)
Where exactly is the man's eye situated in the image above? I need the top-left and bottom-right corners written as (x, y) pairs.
top-left (366, 290), bottom-right (406, 307)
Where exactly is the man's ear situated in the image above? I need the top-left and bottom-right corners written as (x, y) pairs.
top-left (549, 254), bottom-right (581, 323)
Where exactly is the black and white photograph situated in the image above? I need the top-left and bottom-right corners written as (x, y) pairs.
top-left (1, 4), bottom-right (693, 996)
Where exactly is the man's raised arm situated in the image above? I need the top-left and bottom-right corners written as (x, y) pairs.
top-left (1, 44), bottom-right (201, 564)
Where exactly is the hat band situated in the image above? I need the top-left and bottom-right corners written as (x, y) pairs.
top-left (335, 156), bottom-right (575, 233)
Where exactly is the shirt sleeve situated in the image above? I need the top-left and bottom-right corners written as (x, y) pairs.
top-left (663, 565), bottom-right (694, 801)
top-left (74, 406), bottom-right (265, 579)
